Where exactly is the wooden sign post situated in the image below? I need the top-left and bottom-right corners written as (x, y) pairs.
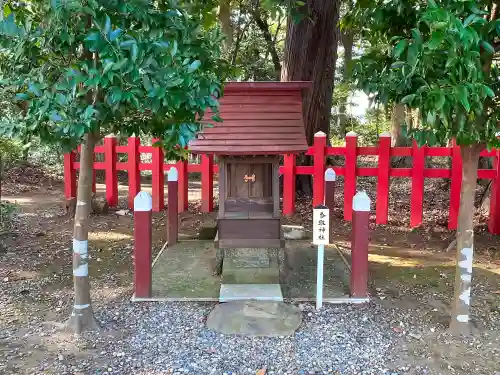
top-left (313, 204), bottom-right (330, 310)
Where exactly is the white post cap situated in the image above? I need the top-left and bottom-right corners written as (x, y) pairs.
top-left (315, 131), bottom-right (327, 137)
top-left (353, 191), bottom-right (371, 212)
top-left (325, 168), bottom-right (336, 182)
top-left (168, 167), bottom-right (179, 182)
top-left (134, 191), bottom-right (152, 211)
top-left (346, 131), bottom-right (358, 137)
top-left (379, 132), bottom-right (391, 137)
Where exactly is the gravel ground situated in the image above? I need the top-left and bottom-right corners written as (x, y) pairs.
top-left (4, 301), bottom-right (414, 375)
top-left (2, 180), bottom-right (500, 375)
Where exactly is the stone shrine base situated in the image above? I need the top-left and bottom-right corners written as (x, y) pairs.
top-left (144, 240), bottom-right (353, 302)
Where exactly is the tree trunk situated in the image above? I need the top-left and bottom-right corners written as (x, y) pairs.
top-left (391, 103), bottom-right (406, 147)
top-left (219, 0), bottom-right (233, 53)
top-left (251, 2), bottom-right (281, 80)
top-left (449, 143), bottom-right (483, 335)
top-left (281, 0), bottom-right (340, 144)
top-left (66, 131), bottom-right (99, 333)
top-left (338, 30), bottom-right (354, 138)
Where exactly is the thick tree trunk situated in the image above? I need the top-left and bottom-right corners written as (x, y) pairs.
top-left (391, 103), bottom-right (406, 147)
top-left (338, 30), bottom-right (354, 138)
top-left (391, 103), bottom-right (412, 167)
top-left (281, 0), bottom-right (340, 144)
top-left (66, 132), bottom-right (99, 333)
top-left (219, 0), bottom-right (233, 53)
top-left (449, 143), bottom-right (482, 335)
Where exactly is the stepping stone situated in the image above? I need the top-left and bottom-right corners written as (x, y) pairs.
top-left (219, 284), bottom-right (283, 302)
top-left (207, 300), bottom-right (302, 336)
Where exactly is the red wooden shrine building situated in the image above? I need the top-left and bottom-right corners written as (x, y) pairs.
top-left (189, 81), bottom-right (310, 275)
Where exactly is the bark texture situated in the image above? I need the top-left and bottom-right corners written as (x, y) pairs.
top-left (449, 143), bottom-right (482, 335)
top-left (66, 132), bottom-right (99, 333)
top-left (219, 0), bottom-right (233, 53)
top-left (281, 0), bottom-right (341, 144)
top-left (338, 30), bottom-right (354, 137)
top-left (391, 103), bottom-right (407, 147)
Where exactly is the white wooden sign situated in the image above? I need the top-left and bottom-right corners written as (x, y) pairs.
top-left (313, 207), bottom-right (329, 245)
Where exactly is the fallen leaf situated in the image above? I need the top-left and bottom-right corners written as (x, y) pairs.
top-left (256, 368), bottom-right (267, 375)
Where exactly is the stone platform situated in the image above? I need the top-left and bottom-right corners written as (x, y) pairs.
top-left (220, 248), bottom-right (283, 302)
top-left (149, 240), bottom-right (351, 301)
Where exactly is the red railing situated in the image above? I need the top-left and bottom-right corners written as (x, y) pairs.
top-left (64, 132), bottom-right (500, 235)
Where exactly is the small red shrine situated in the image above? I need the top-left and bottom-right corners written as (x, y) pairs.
top-left (189, 81), bottom-right (309, 276)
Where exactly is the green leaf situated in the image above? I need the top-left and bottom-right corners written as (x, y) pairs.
top-left (109, 28), bottom-right (121, 42)
top-left (188, 60), bottom-right (201, 73)
top-left (171, 40), bottom-right (178, 57)
top-left (426, 111), bottom-right (436, 126)
top-left (483, 84), bottom-right (495, 97)
top-left (85, 32), bottom-right (99, 42)
top-left (457, 86), bottom-right (470, 112)
top-left (401, 94), bottom-right (416, 104)
top-left (390, 61), bottom-right (405, 69)
top-left (120, 40), bottom-right (136, 49)
top-left (131, 43), bottom-right (139, 61)
top-left (407, 43), bottom-right (419, 66)
top-left (50, 111), bottom-right (63, 122)
top-left (83, 105), bottom-right (95, 119)
top-left (112, 58), bottom-right (128, 71)
top-left (28, 83), bottom-right (41, 97)
top-left (464, 14), bottom-right (478, 27)
top-left (411, 28), bottom-right (422, 45)
top-left (211, 114), bottom-right (223, 122)
top-left (435, 92), bottom-right (445, 110)
top-left (104, 15), bottom-right (111, 36)
top-left (393, 39), bottom-right (408, 58)
top-left (480, 40), bottom-right (495, 54)
top-left (427, 30), bottom-right (445, 50)
top-left (103, 59), bottom-right (114, 74)
top-left (142, 75), bottom-right (153, 91)
top-left (15, 93), bottom-right (28, 101)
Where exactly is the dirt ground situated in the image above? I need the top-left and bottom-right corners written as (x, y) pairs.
top-left (1, 172), bottom-right (500, 374)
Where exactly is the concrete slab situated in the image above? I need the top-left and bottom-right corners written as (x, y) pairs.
top-left (219, 284), bottom-right (283, 302)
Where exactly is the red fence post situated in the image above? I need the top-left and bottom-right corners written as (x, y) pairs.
top-left (344, 131), bottom-right (358, 221)
top-left (283, 154), bottom-right (296, 216)
top-left (176, 160), bottom-right (188, 212)
top-left (151, 139), bottom-right (165, 212)
top-left (201, 154), bottom-right (214, 212)
top-left (92, 152), bottom-right (97, 194)
top-left (489, 150), bottom-right (500, 234)
top-left (325, 168), bottom-right (336, 242)
top-left (351, 191), bottom-right (370, 298)
top-left (313, 131), bottom-right (327, 207)
top-left (64, 152), bottom-right (77, 199)
top-left (324, 168), bottom-right (336, 210)
top-left (410, 140), bottom-right (426, 227)
top-left (449, 139), bottom-right (462, 230)
top-left (376, 132), bottom-right (391, 224)
top-left (134, 191), bottom-right (152, 299)
top-left (168, 167), bottom-right (179, 245)
top-left (104, 135), bottom-right (118, 207)
top-left (128, 136), bottom-right (141, 210)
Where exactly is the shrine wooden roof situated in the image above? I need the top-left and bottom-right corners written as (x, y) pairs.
top-left (189, 81), bottom-right (310, 155)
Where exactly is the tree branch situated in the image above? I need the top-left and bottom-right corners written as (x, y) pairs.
top-left (249, 1), bottom-right (281, 80)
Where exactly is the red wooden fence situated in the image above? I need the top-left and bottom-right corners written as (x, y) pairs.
top-left (64, 132), bottom-right (500, 235)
